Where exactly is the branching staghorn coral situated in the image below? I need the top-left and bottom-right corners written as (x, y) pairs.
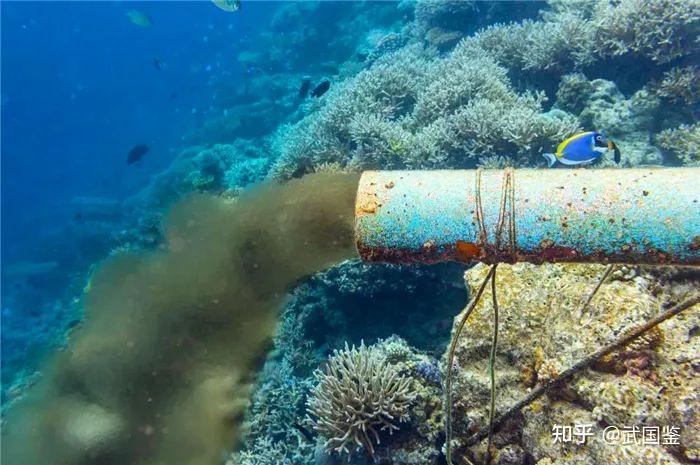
top-left (348, 113), bottom-right (414, 169)
top-left (467, 16), bottom-right (595, 72)
top-left (465, 0), bottom-right (699, 72)
top-left (409, 42), bottom-right (514, 125)
top-left (655, 123), bottom-right (700, 166)
top-left (307, 342), bottom-right (417, 459)
top-left (412, 92), bottom-right (578, 167)
top-left (270, 39), bottom-right (579, 177)
top-left (654, 66), bottom-right (700, 105)
top-left (269, 45), bottom-right (435, 178)
top-left (591, 0), bottom-right (700, 64)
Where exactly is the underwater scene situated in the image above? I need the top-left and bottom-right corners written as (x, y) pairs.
top-left (1, 1), bottom-right (699, 464)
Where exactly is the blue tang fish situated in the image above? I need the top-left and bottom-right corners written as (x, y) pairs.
top-left (543, 131), bottom-right (620, 167)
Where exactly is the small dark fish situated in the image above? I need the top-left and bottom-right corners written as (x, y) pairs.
top-left (127, 144), bottom-right (150, 165)
top-left (73, 212), bottom-right (84, 222)
top-left (293, 422), bottom-right (314, 442)
top-left (153, 58), bottom-right (166, 71)
top-left (299, 76), bottom-right (312, 98)
top-left (310, 80), bottom-right (330, 98)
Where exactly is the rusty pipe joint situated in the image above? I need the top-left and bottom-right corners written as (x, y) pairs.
top-left (355, 169), bottom-right (700, 266)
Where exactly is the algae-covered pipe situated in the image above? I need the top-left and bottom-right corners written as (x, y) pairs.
top-left (355, 168), bottom-right (700, 266)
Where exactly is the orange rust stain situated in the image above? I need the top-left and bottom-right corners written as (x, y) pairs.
top-left (455, 240), bottom-right (481, 261)
top-left (356, 172), bottom-right (381, 218)
top-left (358, 200), bottom-right (378, 214)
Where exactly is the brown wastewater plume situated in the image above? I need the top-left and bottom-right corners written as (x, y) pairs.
top-left (2, 173), bottom-right (360, 465)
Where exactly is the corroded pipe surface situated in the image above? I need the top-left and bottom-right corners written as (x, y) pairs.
top-left (355, 169), bottom-right (700, 266)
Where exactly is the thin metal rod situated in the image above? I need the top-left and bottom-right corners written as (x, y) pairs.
top-left (579, 264), bottom-right (615, 315)
top-left (484, 267), bottom-right (499, 465)
top-left (445, 265), bottom-right (497, 465)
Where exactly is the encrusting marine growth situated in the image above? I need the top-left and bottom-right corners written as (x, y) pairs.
top-left (1, 173), bottom-right (359, 465)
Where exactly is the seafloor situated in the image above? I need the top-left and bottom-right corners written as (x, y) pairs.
top-left (2, 1), bottom-right (700, 465)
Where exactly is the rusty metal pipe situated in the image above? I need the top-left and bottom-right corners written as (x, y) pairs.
top-left (355, 169), bottom-right (700, 266)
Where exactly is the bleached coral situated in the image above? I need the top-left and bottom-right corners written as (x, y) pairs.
top-left (468, 15), bottom-right (594, 72)
top-left (655, 66), bottom-right (700, 105)
top-left (414, 95), bottom-right (579, 166)
top-left (348, 113), bottom-right (415, 169)
top-left (592, 0), bottom-right (700, 64)
top-left (269, 45), bottom-right (435, 178)
top-left (271, 40), bottom-right (580, 176)
top-left (410, 43), bottom-right (514, 125)
top-left (466, 0), bottom-right (700, 72)
top-left (655, 123), bottom-right (700, 166)
top-left (307, 342), bottom-right (416, 458)
top-left (476, 154), bottom-right (515, 169)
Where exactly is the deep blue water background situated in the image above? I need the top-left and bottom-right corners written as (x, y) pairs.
top-left (2, 1), bottom-right (272, 256)
top-left (1, 0), bottom-right (279, 400)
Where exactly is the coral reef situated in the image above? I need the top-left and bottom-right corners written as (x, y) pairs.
top-left (655, 123), bottom-right (700, 166)
top-left (654, 66), bottom-right (700, 105)
top-left (555, 74), bottom-right (663, 166)
top-left (268, 0), bottom-right (699, 176)
top-left (5, 2), bottom-right (700, 465)
top-left (445, 263), bottom-right (699, 465)
top-left (228, 359), bottom-right (315, 465)
top-left (307, 342), bottom-right (416, 458)
top-left (271, 39), bottom-right (580, 177)
top-left (275, 260), bottom-right (467, 364)
top-left (469, 0), bottom-right (700, 71)
top-left (592, 0), bottom-right (700, 64)
top-left (233, 336), bottom-right (447, 465)
top-left (132, 141), bottom-right (271, 211)
top-left (411, 0), bottom-right (542, 50)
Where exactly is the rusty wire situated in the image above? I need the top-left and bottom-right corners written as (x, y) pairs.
top-left (494, 168), bottom-right (516, 258)
top-left (579, 264), bottom-right (616, 317)
top-left (444, 264), bottom-right (495, 465)
top-left (475, 168), bottom-right (487, 246)
top-left (445, 169), bottom-right (518, 465)
top-left (484, 265), bottom-right (500, 465)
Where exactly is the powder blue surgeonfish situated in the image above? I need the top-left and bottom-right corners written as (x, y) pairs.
top-left (542, 131), bottom-right (620, 167)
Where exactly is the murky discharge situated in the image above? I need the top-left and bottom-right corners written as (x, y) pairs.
top-left (2, 173), bottom-right (359, 465)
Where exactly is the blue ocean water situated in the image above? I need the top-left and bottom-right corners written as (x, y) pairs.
top-left (1, 1), bottom-right (698, 465)
top-left (1, 0), bottom-right (274, 402)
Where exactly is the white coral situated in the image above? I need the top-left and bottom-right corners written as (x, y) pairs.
top-left (307, 342), bottom-right (416, 458)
